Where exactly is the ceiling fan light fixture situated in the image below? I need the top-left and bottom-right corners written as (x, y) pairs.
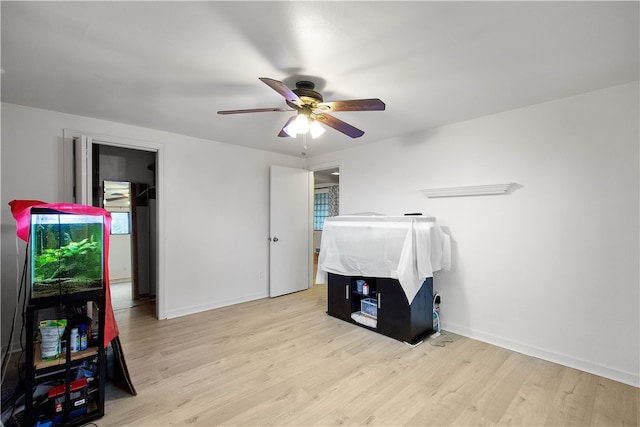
top-left (309, 120), bottom-right (326, 139)
top-left (282, 117), bottom-right (297, 138)
top-left (293, 113), bottom-right (310, 134)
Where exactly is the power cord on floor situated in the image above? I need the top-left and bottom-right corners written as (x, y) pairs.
top-left (429, 332), bottom-right (453, 348)
top-left (429, 293), bottom-right (453, 347)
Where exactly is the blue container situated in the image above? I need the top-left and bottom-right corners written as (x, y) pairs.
top-left (356, 280), bottom-right (365, 293)
top-left (361, 298), bottom-right (377, 319)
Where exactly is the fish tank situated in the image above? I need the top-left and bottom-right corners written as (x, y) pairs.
top-left (30, 208), bottom-right (104, 300)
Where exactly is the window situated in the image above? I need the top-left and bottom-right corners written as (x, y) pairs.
top-left (110, 212), bottom-right (131, 234)
top-left (314, 191), bottom-right (329, 230)
top-left (103, 180), bottom-right (131, 235)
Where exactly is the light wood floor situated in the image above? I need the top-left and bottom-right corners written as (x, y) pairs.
top-left (101, 284), bottom-right (639, 426)
top-left (111, 281), bottom-right (154, 311)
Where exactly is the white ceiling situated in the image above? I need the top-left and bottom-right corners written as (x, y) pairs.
top-left (2, 1), bottom-right (638, 158)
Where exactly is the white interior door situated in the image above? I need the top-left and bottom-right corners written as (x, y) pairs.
top-left (269, 165), bottom-right (311, 297)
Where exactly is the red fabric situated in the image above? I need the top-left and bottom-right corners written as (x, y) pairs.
top-left (9, 200), bottom-right (119, 348)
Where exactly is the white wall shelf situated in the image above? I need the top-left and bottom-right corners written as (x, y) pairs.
top-left (421, 183), bottom-right (517, 198)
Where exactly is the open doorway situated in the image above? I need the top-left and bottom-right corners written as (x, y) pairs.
top-left (312, 167), bottom-right (340, 284)
top-left (70, 130), bottom-right (164, 319)
top-left (93, 145), bottom-right (157, 312)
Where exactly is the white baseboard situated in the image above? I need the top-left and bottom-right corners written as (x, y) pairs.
top-left (163, 292), bottom-right (269, 319)
top-left (442, 321), bottom-right (639, 388)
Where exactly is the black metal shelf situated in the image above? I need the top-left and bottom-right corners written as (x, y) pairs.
top-left (23, 289), bottom-right (106, 427)
top-left (28, 288), bottom-right (104, 309)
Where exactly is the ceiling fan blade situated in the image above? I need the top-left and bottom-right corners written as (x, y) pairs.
top-left (316, 98), bottom-right (386, 112)
top-left (217, 107), bottom-right (293, 115)
top-left (277, 116), bottom-right (296, 137)
top-left (259, 77), bottom-right (303, 107)
top-left (314, 113), bottom-right (365, 138)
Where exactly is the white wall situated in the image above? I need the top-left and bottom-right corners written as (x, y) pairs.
top-left (307, 82), bottom-right (640, 386)
top-left (313, 230), bottom-right (322, 252)
top-left (1, 104), bottom-right (305, 348)
top-left (108, 234), bottom-right (132, 282)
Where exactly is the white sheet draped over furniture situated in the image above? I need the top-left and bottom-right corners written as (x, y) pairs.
top-left (315, 215), bottom-right (451, 303)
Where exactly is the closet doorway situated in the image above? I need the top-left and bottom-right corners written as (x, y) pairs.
top-left (96, 145), bottom-right (157, 312)
top-left (312, 167), bottom-right (340, 284)
top-left (71, 131), bottom-right (164, 319)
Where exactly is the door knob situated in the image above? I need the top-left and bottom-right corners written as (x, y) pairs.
top-left (272, 237), bottom-right (279, 242)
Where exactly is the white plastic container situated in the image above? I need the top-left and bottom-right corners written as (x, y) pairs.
top-left (70, 327), bottom-right (79, 353)
top-left (361, 298), bottom-right (377, 319)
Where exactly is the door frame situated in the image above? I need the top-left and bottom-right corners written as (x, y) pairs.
top-left (309, 161), bottom-right (343, 287)
top-left (63, 129), bottom-right (166, 319)
top-left (309, 161), bottom-right (343, 213)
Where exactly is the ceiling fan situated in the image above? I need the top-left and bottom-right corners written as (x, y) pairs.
top-left (217, 77), bottom-right (385, 139)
